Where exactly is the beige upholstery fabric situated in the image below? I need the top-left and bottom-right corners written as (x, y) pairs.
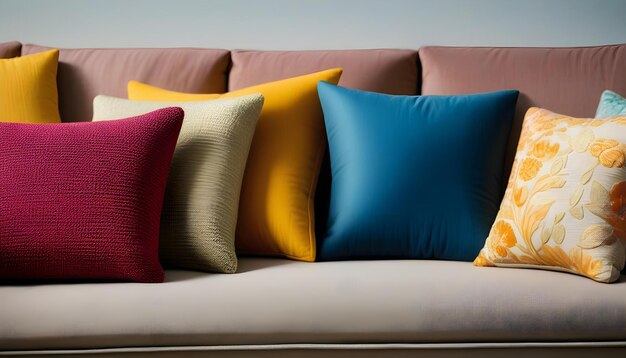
top-left (1, 259), bottom-right (625, 351)
top-left (3, 343), bottom-right (626, 358)
top-left (93, 95), bottom-right (264, 273)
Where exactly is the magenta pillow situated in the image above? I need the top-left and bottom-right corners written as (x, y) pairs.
top-left (0, 107), bottom-right (183, 283)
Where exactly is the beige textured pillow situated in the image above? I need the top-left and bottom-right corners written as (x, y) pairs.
top-left (93, 94), bottom-right (264, 273)
top-left (475, 107), bottom-right (626, 283)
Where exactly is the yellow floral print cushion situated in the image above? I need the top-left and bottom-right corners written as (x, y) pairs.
top-left (475, 107), bottom-right (626, 283)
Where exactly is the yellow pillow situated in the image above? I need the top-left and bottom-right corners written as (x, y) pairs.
top-left (129, 69), bottom-right (343, 261)
top-left (0, 49), bottom-right (61, 123)
top-left (475, 107), bottom-right (626, 283)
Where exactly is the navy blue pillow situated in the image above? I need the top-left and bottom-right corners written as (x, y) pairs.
top-left (317, 82), bottom-right (519, 261)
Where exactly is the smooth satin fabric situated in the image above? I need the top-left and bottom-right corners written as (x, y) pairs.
top-left (318, 82), bottom-right (518, 261)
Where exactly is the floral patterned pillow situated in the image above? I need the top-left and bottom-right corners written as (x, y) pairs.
top-left (475, 107), bottom-right (626, 283)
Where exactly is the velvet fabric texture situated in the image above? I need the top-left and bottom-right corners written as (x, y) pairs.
top-left (317, 82), bottom-right (518, 261)
top-left (0, 108), bottom-right (183, 282)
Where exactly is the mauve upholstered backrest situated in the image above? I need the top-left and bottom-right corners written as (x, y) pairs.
top-left (419, 44), bottom-right (626, 185)
top-left (0, 41), bottom-right (21, 58)
top-left (229, 49), bottom-right (418, 94)
top-left (229, 49), bottom-right (419, 238)
top-left (22, 45), bottom-right (230, 122)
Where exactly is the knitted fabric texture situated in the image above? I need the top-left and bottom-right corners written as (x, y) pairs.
top-left (93, 95), bottom-right (264, 273)
top-left (0, 107), bottom-right (183, 282)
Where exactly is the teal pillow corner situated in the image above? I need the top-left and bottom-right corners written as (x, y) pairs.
top-left (317, 81), bottom-right (519, 261)
top-left (596, 90), bottom-right (626, 118)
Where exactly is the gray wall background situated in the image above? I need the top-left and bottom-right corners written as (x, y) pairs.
top-left (1, 0), bottom-right (625, 49)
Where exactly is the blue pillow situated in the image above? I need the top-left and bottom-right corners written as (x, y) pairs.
top-left (596, 90), bottom-right (626, 118)
top-left (317, 82), bottom-right (519, 261)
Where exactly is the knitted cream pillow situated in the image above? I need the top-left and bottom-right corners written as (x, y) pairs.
top-left (475, 107), bottom-right (626, 283)
top-left (93, 94), bottom-right (264, 273)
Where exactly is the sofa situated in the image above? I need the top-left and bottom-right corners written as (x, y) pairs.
top-left (1, 40), bottom-right (626, 357)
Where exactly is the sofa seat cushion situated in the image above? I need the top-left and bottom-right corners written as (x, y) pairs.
top-left (1, 259), bottom-right (625, 351)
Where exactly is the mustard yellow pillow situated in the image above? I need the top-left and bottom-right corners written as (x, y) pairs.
top-left (129, 69), bottom-right (343, 261)
top-left (475, 107), bottom-right (626, 283)
top-left (0, 49), bottom-right (60, 123)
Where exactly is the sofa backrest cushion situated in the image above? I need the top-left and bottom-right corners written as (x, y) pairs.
top-left (21, 45), bottom-right (230, 122)
top-left (419, 44), bottom-right (626, 186)
top-left (229, 49), bottom-right (418, 95)
top-left (230, 49), bottom-right (419, 238)
top-left (0, 41), bottom-right (21, 59)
